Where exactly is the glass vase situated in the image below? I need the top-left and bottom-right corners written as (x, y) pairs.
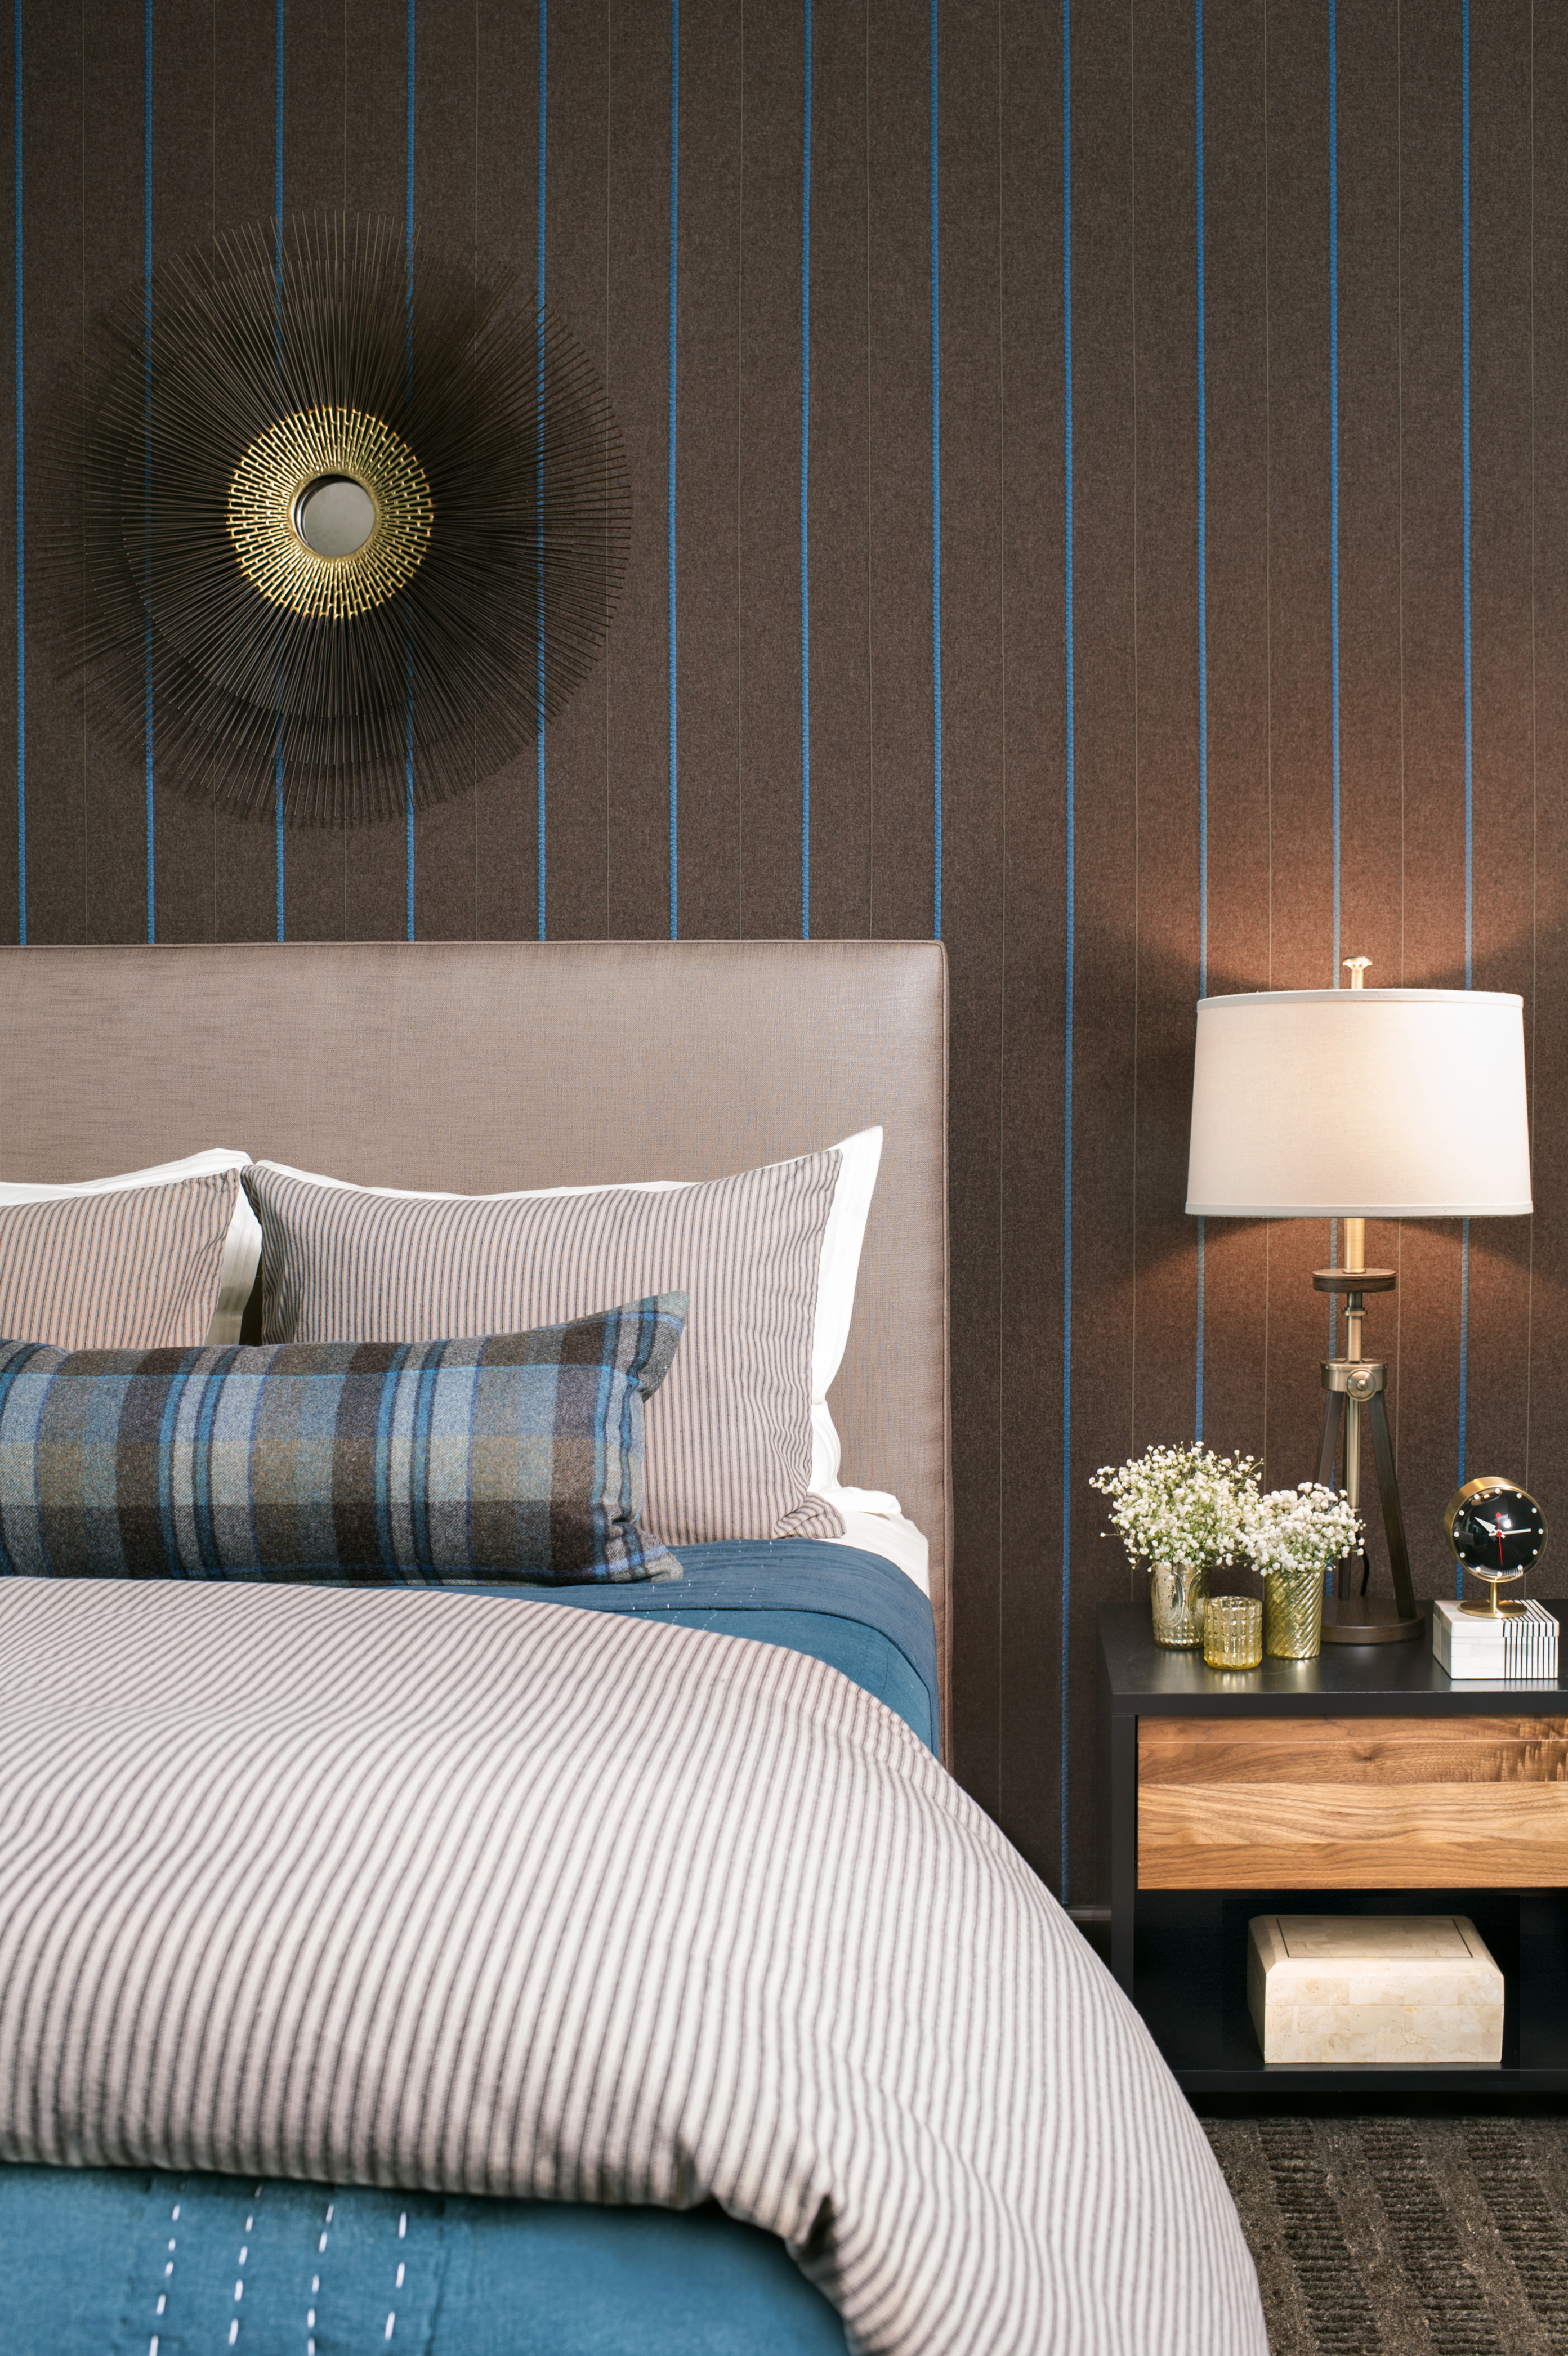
top-left (1204, 1594), bottom-right (1264, 1670)
top-left (1149, 1561), bottom-right (1209, 1648)
top-left (1263, 1568), bottom-right (1326, 1660)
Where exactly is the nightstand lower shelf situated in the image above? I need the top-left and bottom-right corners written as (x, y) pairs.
top-left (1131, 1889), bottom-right (1568, 2095)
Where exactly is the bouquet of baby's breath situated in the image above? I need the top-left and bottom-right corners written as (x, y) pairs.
top-left (1243, 1481), bottom-right (1362, 1580)
top-left (1090, 1443), bottom-right (1260, 1573)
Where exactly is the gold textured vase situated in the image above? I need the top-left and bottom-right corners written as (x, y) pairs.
top-left (1150, 1561), bottom-right (1209, 1648)
top-left (1263, 1568), bottom-right (1325, 1660)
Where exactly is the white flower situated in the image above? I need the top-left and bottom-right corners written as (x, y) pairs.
top-left (1089, 1443), bottom-right (1260, 1573)
top-left (1243, 1481), bottom-right (1362, 1581)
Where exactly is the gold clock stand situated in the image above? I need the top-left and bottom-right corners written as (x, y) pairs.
top-left (1460, 1567), bottom-right (1526, 1617)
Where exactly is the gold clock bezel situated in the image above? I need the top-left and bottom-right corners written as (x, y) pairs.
top-left (1444, 1474), bottom-right (1548, 1619)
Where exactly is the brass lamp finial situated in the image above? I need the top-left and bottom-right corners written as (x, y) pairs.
top-left (1344, 957), bottom-right (1371, 989)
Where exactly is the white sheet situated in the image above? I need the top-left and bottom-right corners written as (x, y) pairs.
top-left (825, 1498), bottom-right (931, 1595)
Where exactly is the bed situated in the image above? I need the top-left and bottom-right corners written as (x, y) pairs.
top-left (0, 938), bottom-right (1264, 2355)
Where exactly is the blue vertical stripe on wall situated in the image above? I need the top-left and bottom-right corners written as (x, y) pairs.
top-left (667, 0), bottom-right (679, 940)
top-left (1060, 0), bottom-right (1075, 1905)
top-left (1194, 0), bottom-right (1207, 1002)
top-left (799, 0), bottom-right (811, 940)
top-left (144, 0), bottom-right (154, 942)
top-left (1329, 0), bottom-right (1340, 979)
top-left (928, 0), bottom-right (941, 938)
top-left (1457, 0), bottom-right (1471, 1518)
top-left (1192, 0), bottom-right (1206, 1438)
top-left (12, 0), bottom-right (22, 943)
top-left (1461, 0), bottom-right (1473, 993)
top-left (274, 0), bottom-right (285, 939)
top-left (1325, 0), bottom-right (1342, 1359)
top-left (405, 0), bottom-right (416, 939)
top-left (536, 0), bottom-right (547, 940)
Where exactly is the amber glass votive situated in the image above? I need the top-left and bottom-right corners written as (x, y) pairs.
top-left (1203, 1594), bottom-right (1263, 1671)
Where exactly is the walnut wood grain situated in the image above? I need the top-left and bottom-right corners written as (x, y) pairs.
top-left (1137, 1716), bottom-right (1568, 1889)
top-left (1137, 1780), bottom-right (1568, 1890)
top-left (1138, 1715), bottom-right (1568, 1787)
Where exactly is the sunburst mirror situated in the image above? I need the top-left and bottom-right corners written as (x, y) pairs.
top-left (62, 212), bottom-right (629, 826)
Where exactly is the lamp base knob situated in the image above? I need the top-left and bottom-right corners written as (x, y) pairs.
top-left (1312, 1268), bottom-right (1399, 1294)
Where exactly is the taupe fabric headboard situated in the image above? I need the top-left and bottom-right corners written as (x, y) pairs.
top-left (0, 939), bottom-right (951, 1731)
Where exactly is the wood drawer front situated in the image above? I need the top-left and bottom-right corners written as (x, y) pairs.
top-left (1138, 1714), bottom-right (1568, 1890)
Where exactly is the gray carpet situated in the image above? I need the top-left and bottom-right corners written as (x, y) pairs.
top-left (1204, 2120), bottom-right (1568, 2355)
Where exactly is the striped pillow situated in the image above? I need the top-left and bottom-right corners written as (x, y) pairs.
top-left (0, 1164), bottom-right (259, 1350)
top-left (245, 1150), bottom-right (846, 1546)
top-left (0, 1295), bottom-right (686, 1585)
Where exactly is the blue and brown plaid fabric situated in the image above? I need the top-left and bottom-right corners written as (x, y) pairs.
top-left (0, 1294), bottom-right (686, 1585)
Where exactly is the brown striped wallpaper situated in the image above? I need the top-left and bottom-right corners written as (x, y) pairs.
top-left (2, 0), bottom-right (1563, 1903)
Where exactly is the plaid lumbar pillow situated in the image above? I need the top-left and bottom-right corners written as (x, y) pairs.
top-left (0, 1294), bottom-right (686, 1585)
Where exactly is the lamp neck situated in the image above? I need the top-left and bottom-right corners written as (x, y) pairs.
top-left (1342, 1220), bottom-right (1367, 1362)
top-left (1341, 956), bottom-right (1369, 1348)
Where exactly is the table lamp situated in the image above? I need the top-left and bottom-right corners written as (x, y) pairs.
top-left (1185, 962), bottom-right (1533, 1644)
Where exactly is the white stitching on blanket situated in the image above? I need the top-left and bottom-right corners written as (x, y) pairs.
top-left (385, 2206), bottom-right (406, 2337)
top-left (153, 2205), bottom-right (177, 2328)
top-left (146, 2199), bottom-right (180, 2356)
top-left (305, 2199), bottom-right (332, 2355)
top-left (229, 2205), bottom-right (247, 2346)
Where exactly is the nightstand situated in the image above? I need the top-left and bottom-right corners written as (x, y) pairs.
top-left (1097, 1599), bottom-right (1568, 2095)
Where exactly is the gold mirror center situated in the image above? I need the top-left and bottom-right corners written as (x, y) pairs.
top-left (229, 407), bottom-right (433, 619)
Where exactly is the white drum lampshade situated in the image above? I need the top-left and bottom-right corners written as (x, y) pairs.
top-left (1186, 989), bottom-right (1532, 1220)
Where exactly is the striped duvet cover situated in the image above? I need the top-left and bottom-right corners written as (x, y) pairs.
top-left (0, 1578), bottom-right (1265, 2355)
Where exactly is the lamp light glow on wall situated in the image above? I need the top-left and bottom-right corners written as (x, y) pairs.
top-left (1186, 965), bottom-right (1532, 1644)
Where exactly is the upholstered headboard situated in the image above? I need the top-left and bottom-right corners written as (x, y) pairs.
top-left (0, 939), bottom-right (951, 1730)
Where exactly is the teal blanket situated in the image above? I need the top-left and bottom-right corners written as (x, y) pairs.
top-left (542, 1536), bottom-right (940, 1749)
top-left (0, 2165), bottom-right (844, 2354)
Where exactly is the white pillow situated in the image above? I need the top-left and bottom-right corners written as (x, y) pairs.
top-left (0, 1148), bottom-right (263, 1344)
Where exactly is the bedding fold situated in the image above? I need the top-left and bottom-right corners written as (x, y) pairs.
top-left (0, 1578), bottom-right (1263, 2356)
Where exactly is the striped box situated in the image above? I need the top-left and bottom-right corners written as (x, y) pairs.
top-left (1432, 1598), bottom-right (1560, 1682)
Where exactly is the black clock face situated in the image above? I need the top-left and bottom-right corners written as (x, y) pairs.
top-left (1449, 1485), bottom-right (1547, 1576)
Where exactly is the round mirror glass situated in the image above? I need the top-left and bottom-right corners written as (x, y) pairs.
top-left (295, 475), bottom-right (377, 557)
